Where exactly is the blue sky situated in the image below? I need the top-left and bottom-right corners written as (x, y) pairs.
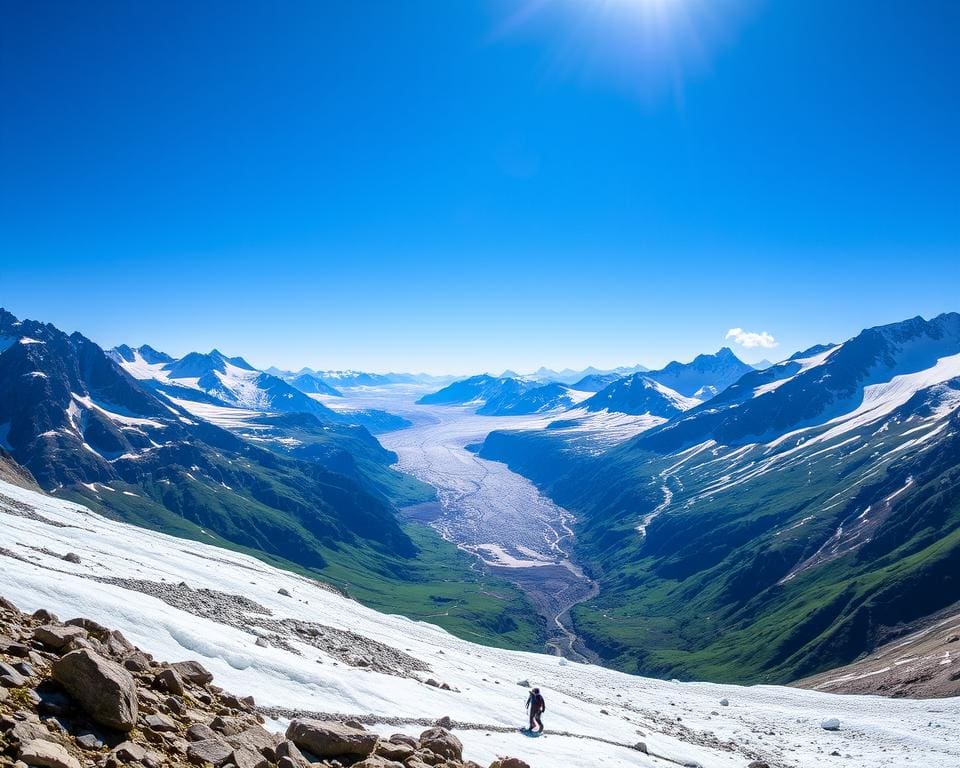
top-left (2, 1), bottom-right (958, 374)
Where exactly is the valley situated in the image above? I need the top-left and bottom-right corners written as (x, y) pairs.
top-left (479, 315), bottom-right (960, 688)
top-left (315, 386), bottom-right (600, 661)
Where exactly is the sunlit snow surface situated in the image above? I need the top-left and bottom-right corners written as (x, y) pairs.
top-left (2, 480), bottom-right (958, 768)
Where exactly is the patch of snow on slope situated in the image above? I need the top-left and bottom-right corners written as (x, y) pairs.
top-left (115, 348), bottom-right (170, 381)
top-left (210, 361), bottom-right (271, 409)
top-left (550, 407), bottom-right (667, 448)
top-left (767, 351), bottom-right (960, 452)
top-left (753, 345), bottom-right (842, 398)
top-left (165, 398), bottom-right (270, 431)
top-left (70, 393), bottom-right (167, 429)
top-left (564, 389), bottom-right (596, 405)
top-left (2, 478), bottom-right (958, 768)
top-left (619, 376), bottom-right (702, 411)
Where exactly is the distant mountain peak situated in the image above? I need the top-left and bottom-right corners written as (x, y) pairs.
top-left (642, 348), bottom-right (753, 399)
top-left (107, 344), bottom-right (173, 367)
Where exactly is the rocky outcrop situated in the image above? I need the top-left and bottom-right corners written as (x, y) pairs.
top-left (0, 595), bottom-right (530, 768)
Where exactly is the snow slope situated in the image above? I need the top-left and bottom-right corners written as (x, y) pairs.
top-left (1, 479), bottom-right (957, 768)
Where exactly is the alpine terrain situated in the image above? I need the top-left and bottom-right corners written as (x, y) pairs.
top-left (0, 309), bottom-right (543, 650)
top-left (479, 314), bottom-right (960, 687)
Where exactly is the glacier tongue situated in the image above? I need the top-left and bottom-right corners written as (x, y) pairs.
top-left (1, 478), bottom-right (958, 768)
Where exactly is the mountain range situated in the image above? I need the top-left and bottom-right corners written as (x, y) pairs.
top-left (421, 348), bottom-right (753, 420)
top-left (416, 375), bottom-right (588, 416)
top-left (109, 345), bottom-right (408, 433)
top-left (505, 364), bottom-right (649, 385)
top-left (0, 308), bottom-right (542, 647)
top-left (479, 313), bottom-right (960, 683)
top-left (266, 367), bottom-right (456, 388)
top-left (5, 304), bottom-right (960, 691)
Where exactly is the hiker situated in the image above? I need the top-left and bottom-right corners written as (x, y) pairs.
top-left (526, 687), bottom-right (546, 732)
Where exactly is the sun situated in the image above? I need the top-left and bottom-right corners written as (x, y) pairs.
top-left (494, 0), bottom-right (752, 99)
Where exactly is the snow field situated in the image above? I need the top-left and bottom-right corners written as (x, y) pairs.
top-left (1, 479), bottom-right (958, 768)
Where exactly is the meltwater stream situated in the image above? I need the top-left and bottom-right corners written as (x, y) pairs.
top-left (321, 386), bottom-right (599, 661)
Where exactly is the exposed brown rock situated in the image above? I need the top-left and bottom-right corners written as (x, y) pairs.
top-left (418, 727), bottom-right (463, 761)
top-left (187, 737), bottom-right (234, 766)
top-left (1, 594), bottom-right (507, 768)
top-left (32, 625), bottom-right (86, 650)
top-left (488, 759), bottom-right (531, 768)
top-left (285, 718), bottom-right (379, 757)
top-left (169, 660), bottom-right (214, 685)
top-left (19, 738), bottom-right (81, 768)
top-left (52, 648), bottom-right (138, 731)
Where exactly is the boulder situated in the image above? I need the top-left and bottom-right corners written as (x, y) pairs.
top-left (33, 625), bottom-right (86, 650)
top-left (274, 740), bottom-right (311, 768)
top-left (9, 719), bottom-right (58, 746)
top-left (165, 694), bottom-right (187, 715)
top-left (145, 712), bottom-right (177, 732)
top-left (389, 733), bottom-right (419, 749)
top-left (410, 748), bottom-right (441, 765)
top-left (154, 668), bottom-right (186, 695)
top-left (211, 715), bottom-right (246, 736)
top-left (376, 740), bottom-right (415, 761)
top-left (75, 733), bottom-right (103, 750)
top-left (821, 718), bottom-right (841, 731)
top-left (18, 739), bottom-right (80, 768)
top-left (489, 759), bottom-right (530, 768)
top-left (103, 630), bottom-right (135, 658)
top-left (418, 728), bottom-right (462, 761)
top-left (0, 660), bottom-right (27, 687)
top-left (230, 745), bottom-right (270, 768)
top-left (226, 725), bottom-right (275, 756)
top-left (186, 723), bottom-right (219, 742)
top-left (52, 649), bottom-right (138, 731)
top-left (122, 652), bottom-right (151, 673)
top-left (169, 660), bottom-right (214, 685)
top-left (285, 718), bottom-right (379, 757)
top-left (352, 757), bottom-right (405, 768)
top-left (187, 738), bottom-right (234, 767)
top-left (111, 741), bottom-right (147, 762)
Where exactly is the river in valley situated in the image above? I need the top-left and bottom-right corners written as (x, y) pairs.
top-left (321, 385), bottom-right (599, 661)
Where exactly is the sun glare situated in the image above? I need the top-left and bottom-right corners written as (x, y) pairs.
top-left (496, 0), bottom-right (753, 100)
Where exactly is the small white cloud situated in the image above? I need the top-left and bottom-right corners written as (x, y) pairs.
top-left (726, 327), bottom-right (778, 349)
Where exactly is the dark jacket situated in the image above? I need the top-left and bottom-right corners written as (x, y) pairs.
top-left (526, 691), bottom-right (545, 713)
